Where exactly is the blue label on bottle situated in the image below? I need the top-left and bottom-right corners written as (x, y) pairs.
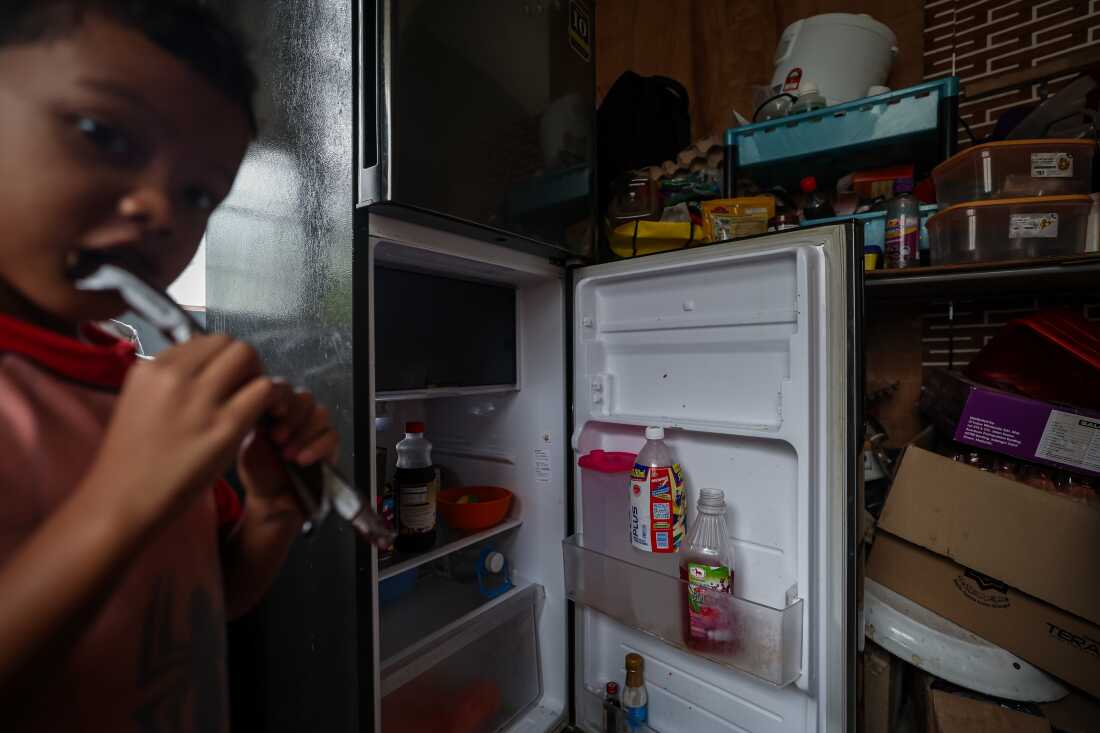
top-left (624, 703), bottom-right (648, 729)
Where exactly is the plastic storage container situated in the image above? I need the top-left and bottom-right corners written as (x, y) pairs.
top-left (381, 584), bottom-right (543, 733)
top-left (932, 139), bottom-right (1096, 208)
top-left (578, 450), bottom-right (636, 558)
top-left (927, 195), bottom-right (1091, 265)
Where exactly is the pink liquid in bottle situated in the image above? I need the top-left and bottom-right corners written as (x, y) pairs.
top-left (680, 488), bottom-right (737, 654)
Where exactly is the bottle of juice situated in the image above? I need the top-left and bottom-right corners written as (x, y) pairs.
top-left (629, 427), bottom-right (686, 554)
top-left (680, 488), bottom-right (736, 652)
top-left (394, 422), bottom-right (438, 553)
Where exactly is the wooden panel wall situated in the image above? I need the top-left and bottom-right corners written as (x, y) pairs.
top-left (597, 0), bottom-right (925, 140)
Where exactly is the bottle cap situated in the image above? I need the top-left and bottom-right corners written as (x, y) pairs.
top-left (625, 653), bottom-right (644, 672)
top-left (606, 681), bottom-right (619, 695)
top-left (698, 488), bottom-right (727, 514)
top-left (405, 421), bottom-right (425, 434)
top-left (483, 551), bottom-right (505, 574)
top-left (798, 81), bottom-right (819, 95)
top-left (894, 179), bottom-right (914, 194)
top-left (800, 176), bottom-right (817, 194)
top-left (645, 426), bottom-right (665, 440)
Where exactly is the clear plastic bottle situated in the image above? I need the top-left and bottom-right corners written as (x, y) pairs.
top-left (630, 426), bottom-right (686, 554)
top-left (680, 488), bottom-right (736, 652)
top-left (394, 421), bottom-right (438, 553)
top-left (885, 181), bottom-right (921, 269)
top-left (622, 653), bottom-right (648, 731)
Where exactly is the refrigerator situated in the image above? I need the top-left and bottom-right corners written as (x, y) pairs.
top-left (206, 1), bottom-right (861, 731)
top-left (360, 215), bottom-right (862, 733)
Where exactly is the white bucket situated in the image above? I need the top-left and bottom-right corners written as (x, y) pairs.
top-left (770, 13), bottom-right (897, 106)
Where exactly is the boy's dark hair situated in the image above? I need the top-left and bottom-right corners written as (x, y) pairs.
top-left (1, 0), bottom-right (257, 133)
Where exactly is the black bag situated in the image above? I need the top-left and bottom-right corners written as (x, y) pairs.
top-left (597, 71), bottom-right (691, 213)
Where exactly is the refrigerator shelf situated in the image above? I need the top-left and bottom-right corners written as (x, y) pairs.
top-left (381, 582), bottom-right (544, 733)
top-left (563, 535), bottom-right (803, 687)
top-left (379, 512), bottom-right (523, 581)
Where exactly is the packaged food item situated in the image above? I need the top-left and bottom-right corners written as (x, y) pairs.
top-left (629, 427), bottom-right (686, 553)
top-left (701, 196), bottom-right (775, 242)
top-left (376, 447), bottom-right (395, 559)
top-left (681, 489), bottom-right (736, 652)
top-left (394, 421), bottom-right (439, 553)
top-left (622, 654), bottom-right (649, 731)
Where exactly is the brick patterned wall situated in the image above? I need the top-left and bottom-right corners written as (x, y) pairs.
top-left (924, 0), bottom-right (1100, 144)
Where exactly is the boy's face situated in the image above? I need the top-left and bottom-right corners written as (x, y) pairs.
top-left (0, 14), bottom-right (251, 326)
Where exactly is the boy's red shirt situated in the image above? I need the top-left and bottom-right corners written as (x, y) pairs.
top-left (0, 313), bottom-right (239, 732)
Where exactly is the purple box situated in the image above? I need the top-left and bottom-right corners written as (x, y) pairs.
top-left (954, 385), bottom-right (1100, 478)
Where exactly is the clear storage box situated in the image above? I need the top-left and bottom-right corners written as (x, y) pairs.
top-left (927, 195), bottom-right (1091, 265)
top-left (932, 139), bottom-right (1096, 208)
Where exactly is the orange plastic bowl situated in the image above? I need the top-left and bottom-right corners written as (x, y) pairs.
top-left (437, 486), bottom-right (513, 531)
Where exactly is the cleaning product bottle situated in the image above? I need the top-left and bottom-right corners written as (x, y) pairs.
top-left (630, 427), bottom-right (686, 554)
top-left (622, 653), bottom-right (649, 731)
top-left (394, 421), bottom-right (438, 553)
top-left (681, 488), bottom-right (736, 653)
top-left (799, 176), bottom-right (835, 221)
top-left (884, 180), bottom-right (921, 269)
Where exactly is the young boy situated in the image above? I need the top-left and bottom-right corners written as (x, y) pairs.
top-left (0, 2), bottom-right (339, 729)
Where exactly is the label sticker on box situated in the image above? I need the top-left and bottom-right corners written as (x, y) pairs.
top-left (1031, 152), bottom-right (1074, 178)
top-left (1009, 213), bottom-right (1058, 239)
top-left (1035, 410), bottom-right (1100, 473)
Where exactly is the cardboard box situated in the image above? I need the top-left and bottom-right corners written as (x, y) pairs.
top-left (931, 689), bottom-right (1051, 733)
top-left (868, 438), bottom-right (1100, 697)
top-left (863, 641), bottom-right (903, 733)
top-left (1040, 691), bottom-right (1100, 733)
top-left (921, 368), bottom-right (1100, 478)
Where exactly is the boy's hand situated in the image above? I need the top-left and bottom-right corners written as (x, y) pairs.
top-left (236, 382), bottom-right (340, 513)
top-left (86, 335), bottom-right (276, 534)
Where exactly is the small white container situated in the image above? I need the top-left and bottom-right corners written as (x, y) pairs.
top-left (933, 139), bottom-right (1096, 208)
top-left (927, 195), bottom-right (1091, 265)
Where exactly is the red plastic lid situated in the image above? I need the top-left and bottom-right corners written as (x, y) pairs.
top-left (799, 176), bottom-right (817, 193)
top-left (606, 681), bottom-right (619, 695)
top-left (578, 450), bottom-right (637, 473)
top-left (405, 421), bottom-right (425, 433)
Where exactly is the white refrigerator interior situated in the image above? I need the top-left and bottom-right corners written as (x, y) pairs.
top-left (368, 216), bottom-right (853, 733)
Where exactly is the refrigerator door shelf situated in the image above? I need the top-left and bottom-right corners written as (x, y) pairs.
top-left (381, 582), bottom-right (545, 733)
top-left (564, 535), bottom-right (803, 687)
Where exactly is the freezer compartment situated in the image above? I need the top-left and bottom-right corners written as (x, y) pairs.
top-left (563, 535), bottom-right (803, 687)
top-left (381, 583), bottom-right (544, 733)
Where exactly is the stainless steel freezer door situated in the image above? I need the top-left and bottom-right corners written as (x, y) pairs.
top-left (359, 0), bottom-right (596, 257)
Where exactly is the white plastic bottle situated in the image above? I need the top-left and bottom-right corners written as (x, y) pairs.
top-left (394, 421), bottom-right (438, 553)
top-left (630, 427), bottom-right (686, 554)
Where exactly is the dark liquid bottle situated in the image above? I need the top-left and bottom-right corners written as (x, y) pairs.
top-left (394, 422), bottom-right (438, 553)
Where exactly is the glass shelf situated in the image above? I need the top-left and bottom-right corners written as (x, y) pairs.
top-left (563, 534), bottom-right (803, 687)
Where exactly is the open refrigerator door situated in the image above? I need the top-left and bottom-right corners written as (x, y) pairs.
top-left (569, 227), bottom-right (860, 733)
